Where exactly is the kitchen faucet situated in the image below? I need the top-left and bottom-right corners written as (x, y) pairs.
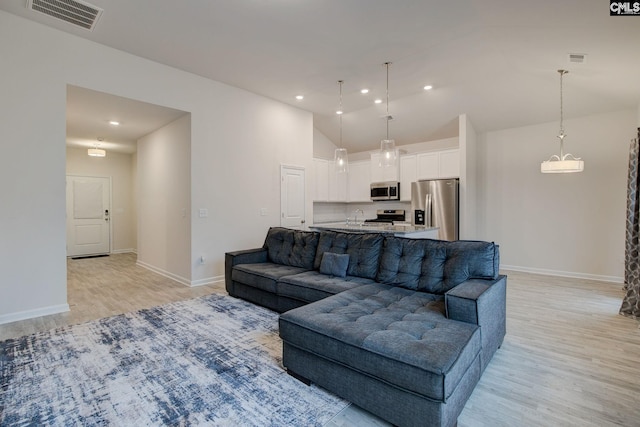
top-left (353, 209), bottom-right (364, 226)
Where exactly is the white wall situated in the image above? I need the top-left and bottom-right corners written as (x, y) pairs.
top-left (478, 109), bottom-right (637, 282)
top-left (0, 11), bottom-right (313, 321)
top-left (66, 147), bottom-right (136, 253)
top-left (313, 127), bottom-right (337, 159)
top-left (137, 115), bottom-right (191, 283)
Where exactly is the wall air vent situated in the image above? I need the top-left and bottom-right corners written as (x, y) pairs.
top-left (27, 0), bottom-right (103, 31)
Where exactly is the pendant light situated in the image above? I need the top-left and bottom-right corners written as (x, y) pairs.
top-left (88, 138), bottom-right (106, 157)
top-left (334, 80), bottom-right (349, 173)
top-left (379, 62), bottom-right (397, 167)
top-left (540, 70), bottom-right (584, 173)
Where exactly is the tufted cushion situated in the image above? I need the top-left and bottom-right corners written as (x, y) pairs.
top-left (263, 227), bottom-right (319, 269)
top-left (314, 231), bottom-right (384, 280)
top-left (279, 283), bottom-right (481, 402)
top-left (376, 237), bottom-right (500, 294)
top-left (278, 271), bottom-right (374, 303)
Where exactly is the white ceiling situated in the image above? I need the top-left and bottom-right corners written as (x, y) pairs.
top-left (3, 0), bottom-right (639, 154)
top-left (66, 86), bottom-right (187, 154)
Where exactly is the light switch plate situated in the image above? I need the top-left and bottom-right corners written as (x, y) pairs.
top-left (260, 208), bottom-right (268, 216)
top-left (199, 208), bottom-right (208, 218)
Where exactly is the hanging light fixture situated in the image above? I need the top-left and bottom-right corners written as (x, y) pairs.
top-left (88, 138), bottom-right (106, 157)
top-left (334, 80), bottom-right (349, 173)
top-left (541, 70), bottom-right (584, 173)
top-left (379, 62), bottom-right (397, 167)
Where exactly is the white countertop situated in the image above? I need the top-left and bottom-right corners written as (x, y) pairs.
top-left (310, 222), bottom-right (439, 235)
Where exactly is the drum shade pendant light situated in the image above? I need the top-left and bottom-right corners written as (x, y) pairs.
top-left (541, 70), bottom-right (584, 173)
top-left (88, 138), bottom-right (106, 157)
top-left (334, 80), bottom-right (348, 173)
top-left (379, 62), bottom-right (396, 167)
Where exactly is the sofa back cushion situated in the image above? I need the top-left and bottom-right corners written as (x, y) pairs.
top-left (376, 237), bottom-right (500, 294)
top-left (263, 227), bottom-right (319, 269)
top-left (314, 231), bottom-right (385, 280)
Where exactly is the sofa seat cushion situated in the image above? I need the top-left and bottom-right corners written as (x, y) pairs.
top-left (279, 283), bottom-right (481, 402)
top-left (232, 263), bottom-right (309, 294)
top-left (278, 271), bottom-right (375, 304)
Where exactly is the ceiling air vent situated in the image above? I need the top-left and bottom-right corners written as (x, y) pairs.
top-left (27, 0), bottom-right (103, 31)
top-left (568, 53), bottom-right (586, 64)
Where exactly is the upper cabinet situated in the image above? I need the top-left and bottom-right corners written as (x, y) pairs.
top-left (347, 160), bottom-right (371, 202)
top-left (370, 150), bottom-right (400, 182)
top-left (328, 166), bottom-right (348, 202)
top-left (313, 158), bottom-right (329, 201)
top-left (399, 155), bottom-right (417, 201)
top-left (416, 152), bottom-right (439, 180)
top-left (438, 149), bottom-right (460, 179)
top-left (415, 149), bottom-right (460, 181)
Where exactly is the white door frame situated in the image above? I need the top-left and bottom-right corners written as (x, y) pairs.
top-left (66, 174), bottom-right (112, 257)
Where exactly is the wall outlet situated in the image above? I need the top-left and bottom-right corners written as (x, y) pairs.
top-left (199, 208), bottom-right (208, 218)
top-left (260, 208), bottom-right (268, 216)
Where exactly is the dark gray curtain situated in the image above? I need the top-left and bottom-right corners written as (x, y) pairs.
top-left (620, 128), bottom-right (640, 319)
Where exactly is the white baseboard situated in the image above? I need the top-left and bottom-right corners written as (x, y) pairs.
top-left (136, 260), bottom-right (191, 287)
top-left (501, 264), bottom-right (623, 284)
top-left (190, 275), bottom-right (225, 287)
top-left (0, 303), bottom-right (70, 325)
top-left (111, 248), bottom-right (137, 254)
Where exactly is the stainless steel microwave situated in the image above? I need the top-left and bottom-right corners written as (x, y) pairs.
top-left (370, 181), bottom-right (400, 201)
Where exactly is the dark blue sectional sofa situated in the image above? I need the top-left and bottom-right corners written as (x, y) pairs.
top-left (225, 227), bottom-right (507, 427)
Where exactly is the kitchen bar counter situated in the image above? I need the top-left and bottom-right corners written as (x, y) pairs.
top-left (310, 223), bottom-right (440, 239)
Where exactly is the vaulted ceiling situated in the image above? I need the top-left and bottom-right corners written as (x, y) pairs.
top-left (2, 0), bottom-right (639, 153)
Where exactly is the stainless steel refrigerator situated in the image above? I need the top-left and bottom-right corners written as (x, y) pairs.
top-left (411, 179), bottom-right (459, 241)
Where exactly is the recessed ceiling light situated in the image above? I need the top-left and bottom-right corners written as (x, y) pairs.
top-left (109, 120), bottom-right (120, 126)
top-left (423, 85), bottom-right (433, 91)
top-left (336, 110), bottom-right (343, 115)
top-left (374, 99), bottom-right (382, 104)
top-left (295, 95), bottom-right (304, 100)
top-left (360, 89), bottom-right (369, 94)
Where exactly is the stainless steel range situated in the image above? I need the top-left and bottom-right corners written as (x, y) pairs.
top-left (364, 209), bottom-right (406, 225)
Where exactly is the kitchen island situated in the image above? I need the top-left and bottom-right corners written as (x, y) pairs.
top-left (310, 223), bottom-right (440, 239)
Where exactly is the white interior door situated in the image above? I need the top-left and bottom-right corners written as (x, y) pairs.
top-left (280, 165), bottom-right (306, 229)
top-left (66, 176), bottom-right (111, 257)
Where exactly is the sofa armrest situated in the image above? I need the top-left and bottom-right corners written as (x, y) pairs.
top-left (225, 248), bottom-right (268, 294)
top-left (445, 275), bottom-right (507, 371)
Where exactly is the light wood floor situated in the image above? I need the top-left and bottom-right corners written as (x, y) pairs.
top-left (1, 254), bottom-right (639, 427)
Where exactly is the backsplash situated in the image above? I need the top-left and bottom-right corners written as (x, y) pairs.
top-left (313, 201), bottom-right (411, 224)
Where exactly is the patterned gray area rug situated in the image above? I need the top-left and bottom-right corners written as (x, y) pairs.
top-left (0, 294), bottom-right (349, 426)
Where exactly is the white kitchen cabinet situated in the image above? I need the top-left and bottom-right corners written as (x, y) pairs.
top-left (438, 149), bottom-right (460, 178)
top-left (370, 150), bottom-right (400, 182)
top-left (416, 152), bottom-right (439, 180)
top-left (399, 154), bottom-right (417, 201)
top-left (313, 158), bottom-right (329, 201)
top-left (328, 166), bottom-right (348, 202)
top-left (416, 149), bottom-right (460, 180)
top-left (347, 160), bottom-right (371, 202)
